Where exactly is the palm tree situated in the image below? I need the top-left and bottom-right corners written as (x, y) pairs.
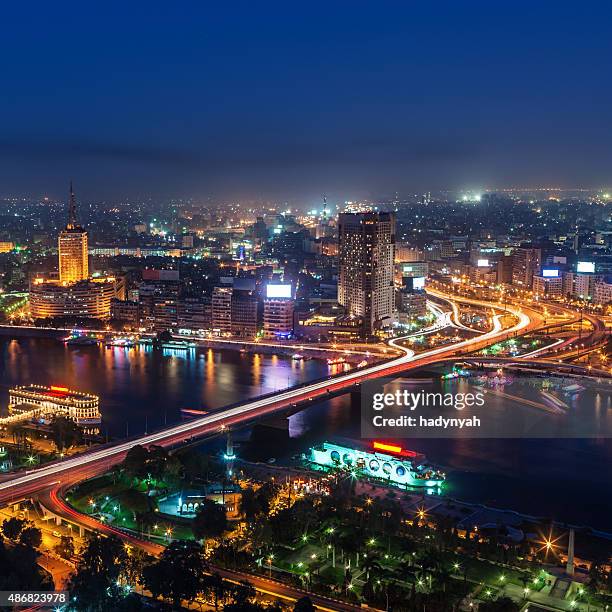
top-left (362, 554), bottom-right (382, 583)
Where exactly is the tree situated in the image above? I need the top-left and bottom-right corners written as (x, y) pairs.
top-left (122, 445), bottom-right (149, 480)
top-left (50, 415), bottom-right (82, 452)
top-left (1, 517), bottom-right (27, 541)
top-left (67, 534), bottom-right (128, 612)
top-left (54, 535), bottom-right (75, 560)
top-left (203, 572), bottom-right (227, 611)
top-left (162, 454), bottom-right (183, 488)
top-left (123, 548), bottom-right (151, 587)
top-left (0, 540), bottom-right (54, 592)
top-left (116, 489), bottom-right (151, 521)
top-left (142, 540), bottom-right (207, 608)
top-left (240, 486), bottom-right (260, 520)
top-left (192, 498), bottom-right (227, 541)
top-left (226, 580), bottom-right (256, 607)
top-left (19, 526), bottom-right (42, 549)
top-left (294, 597), bottom-right (316, 612)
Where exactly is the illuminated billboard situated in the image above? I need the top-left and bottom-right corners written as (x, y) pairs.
top-left (412, 277), bottom-right (426, 290)
top-left (577, 261), bottom-right (595, 273)
top-left (266, 284), bottom-right (292, 299)
top-left (477, 259), bottom-right (489, 267)
top-left (542, 268), bottom-right (559, 278)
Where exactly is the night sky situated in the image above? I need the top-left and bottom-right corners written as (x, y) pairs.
top-left (1, 2), bottom-right (611, 202)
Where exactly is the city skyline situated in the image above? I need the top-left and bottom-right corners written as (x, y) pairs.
top-left (2, 3), bottom-right (612, 200)
top-left (1, 5), bottom-right (612, 610)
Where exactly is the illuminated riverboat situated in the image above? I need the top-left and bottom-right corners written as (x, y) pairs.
top-left (308, 441), bottom-right (445, 488)
top-left (6, 384), bottom-right (101, 425)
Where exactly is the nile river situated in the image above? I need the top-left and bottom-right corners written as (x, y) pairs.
top-left (1, 337), bottom-right (611, 530)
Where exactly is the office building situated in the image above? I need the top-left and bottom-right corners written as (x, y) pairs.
top-left (511, 246), bottom-right (541, 289)
top-left (212, 286), bottom-right (232, 335)
top-left (231, 289), bottom-right (260, 338)
top-left (29, 277), bottom-right (125, 320)
top-left (58, 183), bottom-right (89, 283)
top-left (263, 297), bottom-right (294, 338)
top-left (338, 211), bottom-right (395, 336)
top-left (533, 274), bottom-right (563, 298)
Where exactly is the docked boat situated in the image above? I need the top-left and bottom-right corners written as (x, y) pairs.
top-left (138, 338), bottom-right (196, 350)
top-left (308, 441), bottom-right (445, 488)
top-left (64, 335), bottom-right (99, 346)
top-left (327, 357), bottom-right (346, 365)
top-left (563, 383), bottom-right (585, 394)
top-left (162, 340), bottom-right (197, 350)
top-left (105, 337), bottom-right (135, 348)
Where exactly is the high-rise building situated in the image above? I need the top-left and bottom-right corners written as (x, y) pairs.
top-left (562, 271), bottom-right (604, 300)
top-left (338, 211), bottom-right (395, 336)
top-left (263, 296), bottom-right (294, 338)
top-left (212, 286), bottom-right (232, 335)
top-left (58, 183), bottom-right (89, 283)
top-left (511, 246), bottom-right (541, 289)
top-left (496, 254), bottom-right (514, 285)
top-left (533, 274), bottom-right (563, 298)
top-left (231, 289), bottom-right (260, 338)
top-left (30, 277), bottom-right (125, 320)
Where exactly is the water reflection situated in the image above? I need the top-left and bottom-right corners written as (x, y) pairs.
top-left (0, 338), bottom-right (330, 438)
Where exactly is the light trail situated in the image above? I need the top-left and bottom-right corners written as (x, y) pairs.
top-left (518, 338), bottom-right (565, 359)
top-left (0, 293), bottom-right (531, 497)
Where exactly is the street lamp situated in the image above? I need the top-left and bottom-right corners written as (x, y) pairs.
top-left (267, 555), bottom-right (274, 577)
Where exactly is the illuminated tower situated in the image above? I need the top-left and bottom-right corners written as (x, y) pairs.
top-left (58, 182), bottom-right (88, 283)
top-left (338, 211), bottom-right (395, 336)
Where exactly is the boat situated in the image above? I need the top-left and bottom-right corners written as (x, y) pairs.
top-left (65, 335), bottom-right (99, 346)
top-left (105, 337), bottom-right (135, 348)
top-left (563, 383), bottom-right (585, 394)
top-left (162, 340), bottom-right (196, 350)
top-left (292, 353), bottom-right (304, 360)
top-left (138, 338), bottom-right (196, 350)
top-left (327, 357), bottom-right (346, 366)
top-left (308, 441), bottom-right (445, 488)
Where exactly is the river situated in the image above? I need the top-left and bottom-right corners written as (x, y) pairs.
top-left (1, 337), bottom-right (611, 530)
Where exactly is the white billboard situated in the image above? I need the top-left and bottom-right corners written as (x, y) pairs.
top-left (477, 259), bottom-right (489, 267)
top-left (542, 268), bottom-right (559, 278)
top-left (266, 284), bottom-right (292, 298)
top-left (577, 261), bottom-right (595, 273)
top-left (412, 277), bottom-right (426, 290)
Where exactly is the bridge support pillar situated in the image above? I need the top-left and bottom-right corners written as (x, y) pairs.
top-left (79, 525), bottom-right (84, 537)
top-left (55, 516), bottom-right (62, 526)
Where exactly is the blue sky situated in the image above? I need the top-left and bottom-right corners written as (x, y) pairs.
top-left (1, 1), bottom-right (611, 202)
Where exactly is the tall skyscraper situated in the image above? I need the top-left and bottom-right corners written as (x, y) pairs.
top-left (58, 183), bottom-right (88, 283)
top-left (511, 245), bottom-right (541, 289)
top-left (338, 211), bottom-right (395, 336)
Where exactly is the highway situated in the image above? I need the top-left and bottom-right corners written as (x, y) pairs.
top-left (0, 291), bottom-right (533, 507)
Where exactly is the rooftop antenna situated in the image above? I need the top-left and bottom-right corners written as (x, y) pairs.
top-left (67, 181), bottom-right (77, 229)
